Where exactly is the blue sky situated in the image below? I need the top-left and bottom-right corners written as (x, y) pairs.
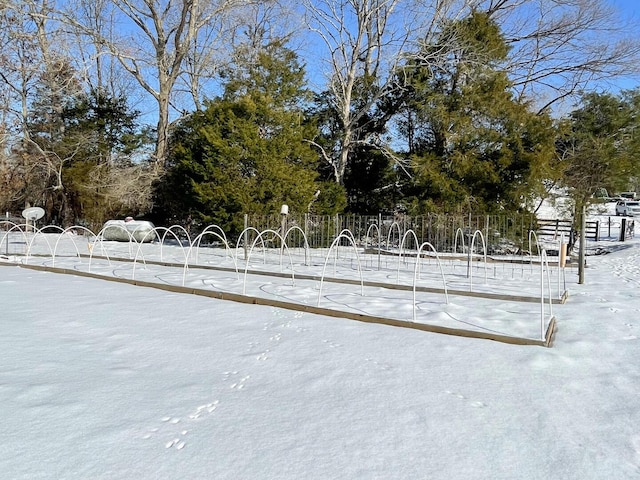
top-left (607, 0), bottom-right (640, 91)
top-left (611, 0), bottom-right (639, 14)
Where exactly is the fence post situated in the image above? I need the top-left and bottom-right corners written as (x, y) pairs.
top-left (243, 214), bottom-right (248, 260)
top-left (485, 215), bottom-right (490, 251)
top-left (578, 205), bottom-right (586, 284)
top-left (619, 218), bottom-right (627, 242)
top-left (378, 213), bottom-right (382, 269)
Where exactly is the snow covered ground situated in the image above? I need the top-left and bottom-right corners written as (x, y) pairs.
top-left (2, 204), bottom-right (640, 479)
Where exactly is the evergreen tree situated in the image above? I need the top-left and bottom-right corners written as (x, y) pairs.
top-left (157, 41), bottom-right (328, 236)
top-left (61, 87), bottom-right (151, 225)
top-left (343, 145), bottom-right (401, 214)
top-left (311, 79), bottom-right (398, 213)
top-left (23, 64), bottom-right (149, 226)
top-left (559, 89), bottom-right (640, 214)
top-left (400, 11), bottom-right (555, 214)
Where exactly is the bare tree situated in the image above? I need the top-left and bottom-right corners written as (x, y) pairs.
top-left (303, 0), bottom-right (473, 185)
top-left (61, 0), bottom-right (241, 168)
top-left (0, 0), bottom-right (61, 138)
top-left (479, 0), bottom-right (640, 113)
top-left (304, 0), bottom-right (400, 184)
top-left (0, 0), bottom-right (85, 217)
top-left (305, 0), bottom-right (640, 187)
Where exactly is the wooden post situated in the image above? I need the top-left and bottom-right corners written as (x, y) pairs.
top-left (578, 205), bottom-right (586, 284)
top-left (378, 212), bottom-right (382, 270)
top-left (243, 214), bottom-right (248, 260)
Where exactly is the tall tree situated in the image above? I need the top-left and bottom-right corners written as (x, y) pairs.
top-left (0, 0), bottom-right (68, 139)
top-left (62, 0), bottom-right (240, 167)
top-left (61, 87), bottom-right (154, 225)
top-left (304, 0), bottom-right (411, 185)
top-left (481, 0), bottom-right (640, 112)
top-left (401, 11), bottom-right (555, 213)
top-left (156, 41), bottom-right (325, 235)
top-left (559, 90), bottom-right (640, 215)
top-left (18, 66), bottom-right (150, 226)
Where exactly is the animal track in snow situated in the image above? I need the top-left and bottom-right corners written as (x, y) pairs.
top-left (230, 375), bottom-right (250, 390)
top-left (364, 357), bottom-right (392, 371)
top-left (141, 416), bottom-right (189, 450)
top-left (224, 371), bottom-right (250, 390)
top-left (623, 323), bottom-right (637, 340)
top-left (189, 400), bottom-right (219, 419)
top-left (165, 431), bottom-right (187, 450)
top-left (445, 390), bottom-right (487, 408)
top-left (161, 416), bottom-right (181, 424)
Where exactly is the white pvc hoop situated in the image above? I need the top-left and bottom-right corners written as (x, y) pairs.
top-left (52, 226), bottom-right (95, 267)
top-left (397, 229), bottom-right (420, 284)
top-left (1, 223), bottom-right (30, 260)
top-left (193, 225), bottom-right (231, 264)
top-left (364, 223), bottom-right (382, 270)
top-left (182, 230), bottom-right (239, 286)
top-left (528, 230), bottom-right (542, 275)
top-left (317, 233), bottom-right (365, 307)
top-left (540, 249), bottom-right (554, 340)
top-left (413, 242), bottom-right (449, 323)
top-left (24, 224), bottom-right (58, 265)
top-left (283, 225), bottom-right (311, 266)
top-left (243, 229), bottom-right (296, 295)
top-left (159, 225), bottom-right (191, 263)
top-left (468, 230), bottom-right (488, 290)
top-left (454, 227), bottom-right (466, 254)
top-left (236, 227), bottom-right (268, 265)
top-left (386, 221), bottom-right (402, 251)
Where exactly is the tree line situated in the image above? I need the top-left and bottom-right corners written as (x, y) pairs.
top-left (1, 0), bottom-right (639, 235)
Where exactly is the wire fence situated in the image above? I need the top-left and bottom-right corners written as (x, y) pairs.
top-left (3, 212), bottom-right (628, 256)
top-left (244, 213), bottom-right (542, 254)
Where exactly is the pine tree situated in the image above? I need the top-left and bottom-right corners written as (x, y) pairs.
top-left (560, 89), bottom-right (640, 214)
top-left (157, 41), bottom-right (327, 235)
top-left (400, 11), bottom-right (555, 214)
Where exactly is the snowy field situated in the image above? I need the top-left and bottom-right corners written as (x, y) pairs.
top-left (2, 204), bottom-right (640, 479)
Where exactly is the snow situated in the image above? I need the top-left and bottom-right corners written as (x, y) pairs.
top-left (2, 205), bottom-right (640, 479)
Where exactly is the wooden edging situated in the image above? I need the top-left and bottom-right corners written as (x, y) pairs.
top-left (2, 261), bottom-right (556, 348)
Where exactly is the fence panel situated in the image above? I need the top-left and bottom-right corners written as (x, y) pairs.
top-left (243, 213), bottom-right (541, 253)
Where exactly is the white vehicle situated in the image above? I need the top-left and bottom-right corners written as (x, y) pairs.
top-left (615, 200), bottom-right (640, 216)
top-left (618, 191), bottom-right (637, 200)
top-left (101, 218), bottom-right (156, 242)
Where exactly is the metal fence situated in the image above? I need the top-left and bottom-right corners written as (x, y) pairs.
top-left (2, 211), bottom-right (593, 255)
top-left (244, 213), bottom-right (542, 254)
